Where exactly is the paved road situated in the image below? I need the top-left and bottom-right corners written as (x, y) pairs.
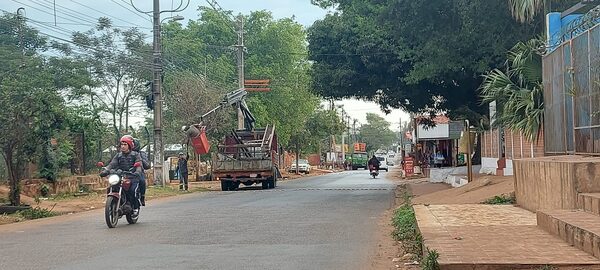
top-left (0, 170), bottom-right (396, 270)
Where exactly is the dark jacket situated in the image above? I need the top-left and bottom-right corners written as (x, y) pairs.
top-left (367, 157), bottom-right (381, 168)
top-left (176, 157), bottom-right (188, 173)
top-left (103, 151), bottom-right (143, 181)
top-left (139, 151), bottom-right (151, 170)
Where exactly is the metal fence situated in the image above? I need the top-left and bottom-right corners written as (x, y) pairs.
top-left (543, 22), bottom-right (600, 154)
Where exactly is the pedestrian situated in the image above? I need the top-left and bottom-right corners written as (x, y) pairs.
top-left (176, 152), bottom-right (189, 191)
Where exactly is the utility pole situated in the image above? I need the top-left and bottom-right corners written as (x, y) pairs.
top-left (235, 15), bottom-right (245, 130)
top-left (131, 0), bottom-right (190, 186)
top-left (152, 0), bottom-right (164, 186)
top-left (17, 7), bottom-right (25, 68)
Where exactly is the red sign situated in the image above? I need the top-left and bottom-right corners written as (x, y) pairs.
top-left (404, 157), bottom-right (414, 177)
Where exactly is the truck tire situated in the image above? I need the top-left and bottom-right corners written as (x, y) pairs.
top-left (261, 181), bottom-right (269, 189)
top-left (221, 181), bottom-right (229, 191)
top-left (231, 182), bottom-right (240, 190)
top-left (267, 177), bottom-right (275, 189)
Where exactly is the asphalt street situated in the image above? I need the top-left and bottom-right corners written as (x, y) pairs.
top-left (0, 170), bottom-right (395, 270)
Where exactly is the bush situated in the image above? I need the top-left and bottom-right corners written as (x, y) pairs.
top-left (483, 193), bottom-right (515, 205)
top-left (16, 206), bottom-right (57, 220)
top-left (391, 186), bottom-right (424, 259)
top-left (421, 248), bottom-right (440, 270)
top-left (39, 184), bottom-right (50, 197)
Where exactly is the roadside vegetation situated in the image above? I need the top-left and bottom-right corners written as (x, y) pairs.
top-left (482, 193), bottom-right (516, 205)
top-left (392, 185), bottom-right (440, 268)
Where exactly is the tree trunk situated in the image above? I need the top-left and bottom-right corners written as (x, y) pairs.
top-left (4, 149), bottom-right (20, 206)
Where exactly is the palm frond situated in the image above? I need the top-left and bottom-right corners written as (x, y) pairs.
top-left (508, 0), bottom-right (545, 23)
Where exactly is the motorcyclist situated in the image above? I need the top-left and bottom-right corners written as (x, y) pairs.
top-left (100, 135), bottom-right (143, 214)
top-left (132, 137), bottom-right (151, 206)
top-left (367, 155), bottom-right (381, 171)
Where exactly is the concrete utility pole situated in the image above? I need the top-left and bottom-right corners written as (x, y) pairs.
top-left (235, 15), bottom-right (245, 130)
top-left (17, 7), bottom-right (25, 68)
top-left (152, 0), bottom-right (164, 186)
top-left (131, 0), bottom-right (190, 186)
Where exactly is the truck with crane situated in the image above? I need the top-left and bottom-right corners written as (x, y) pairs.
top-left (183, 87), bottom-right (281, 191)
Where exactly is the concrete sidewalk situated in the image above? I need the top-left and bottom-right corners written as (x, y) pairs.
top-left (415, 204), bottom-right (600, 269)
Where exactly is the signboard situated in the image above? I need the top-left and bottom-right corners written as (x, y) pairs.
top-left (353, 143), bottom-right (366, 152)
top-left (404, 156), bottom-right (414, 177)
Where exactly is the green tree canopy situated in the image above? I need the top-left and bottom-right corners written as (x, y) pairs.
top-left (308, 0), bottom-right (542, 122)
top-left (359, 113), bottom-right (396, 153)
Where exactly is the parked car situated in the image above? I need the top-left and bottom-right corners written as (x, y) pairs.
top-left (290, 159), bottom-right (311, 173)
top-left (386, 159), bottom-right (395, 166)
top-left (376, 156), bottom-right (389, 172)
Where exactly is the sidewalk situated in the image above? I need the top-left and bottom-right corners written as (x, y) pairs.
top-left (415, 204), bottom-right (600, 269)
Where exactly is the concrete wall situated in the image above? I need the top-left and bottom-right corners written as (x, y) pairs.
top-left (480, 157), bottom-right (498, 175)
top-left (514, 155), bottom-right (600, 212)
top-left (429, 165), bottom-right (481, 188)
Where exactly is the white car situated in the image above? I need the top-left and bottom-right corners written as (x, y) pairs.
top-left (290, 159), bottom-right (311, 173)
top-left (376, 156), bottom-right (389, 172)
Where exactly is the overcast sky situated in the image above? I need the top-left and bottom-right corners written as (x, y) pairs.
top-left (2, 0), bottom-right (409, 130)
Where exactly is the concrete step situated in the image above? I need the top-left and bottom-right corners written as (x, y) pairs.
top-left (578, 193), bottom-right (600, 216)
top-left (537, 209), bottom-right (600, 259)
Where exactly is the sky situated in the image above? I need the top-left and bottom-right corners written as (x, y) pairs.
top-left (1, 0), bottom-right (409, 130)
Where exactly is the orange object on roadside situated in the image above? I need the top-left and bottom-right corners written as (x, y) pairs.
top-left (190, 126), bottom-right (211, 154)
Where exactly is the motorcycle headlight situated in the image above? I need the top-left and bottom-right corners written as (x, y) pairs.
top-left (107, 174), bottom-right (120, 185)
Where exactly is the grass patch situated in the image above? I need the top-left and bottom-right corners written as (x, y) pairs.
top-left (15, 206), bottom-right (58, 220)
top-left (421, 248), bottom-right (441, 270)
top-left (391, 185), bottom-right (424, 260)
top-left (482, 193), bottom-right (515, 205)
top-left (536, 266), bottom-right (557, 270)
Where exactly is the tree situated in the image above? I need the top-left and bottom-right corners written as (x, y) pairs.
top-left (0, 13), bottom-right (95, 205)
top-left (508, 0), bottom-right (579, 23)
top-left (161, 9), bottom-right (319, 147)
top-left (358, 113), bottom-right (396, 153)
top-left (308, 0), bottom-right (542, 123)
top-left (480, 39), bottom-right (544, 141)
top-left (70, 18), bottom-right (151, 144)
top-left (162, 71), bottom-right (236, 153)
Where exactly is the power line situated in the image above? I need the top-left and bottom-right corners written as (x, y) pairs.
top-left (70, 0), bottom-right (148, 29)
top-left (11, 0), bottom-right (97, 26)
top-left (110, 0), bottom-right (152, 23)
top-left (34, 0), bottom-right (98, 24)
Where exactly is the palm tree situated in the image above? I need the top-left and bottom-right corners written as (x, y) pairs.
top-left (480, 39), bottom-right (544, 141)
top-left (509, 0), bottom-right (547, 22)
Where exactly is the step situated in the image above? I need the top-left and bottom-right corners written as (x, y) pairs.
top-left (578, 193), bottom-right (600, 216)
top-left (537, 209), bottom-right (600, 259)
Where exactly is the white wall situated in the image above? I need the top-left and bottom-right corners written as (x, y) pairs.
top-left (417, 124), bottom-right (449, 139)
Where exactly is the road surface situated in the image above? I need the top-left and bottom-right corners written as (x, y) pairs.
top-left (0, 170), bottom-right (395, 270)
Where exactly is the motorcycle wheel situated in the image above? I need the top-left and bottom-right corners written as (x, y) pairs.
top-left (105, 196), bottom-right (119, 228)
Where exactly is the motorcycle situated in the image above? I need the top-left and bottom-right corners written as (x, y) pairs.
top-left (97, 162), bottom-right (142, 228)
top-left (368, 164), bottom-right (379, 179)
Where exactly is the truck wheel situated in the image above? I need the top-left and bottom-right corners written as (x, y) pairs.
top-left (261, 181), bottom-right (269, 189)
top-left (232, 182), bottom-right (240, 190)
top-left (267, 177), bottom-right (275, 189)
top-left (221, 181), bottom-right (229, 191)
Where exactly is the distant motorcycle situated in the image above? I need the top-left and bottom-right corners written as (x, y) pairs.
top-left (97, 162), bottom-right (141, 228)
top-left (368, 164), bottom-right (379, 179)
